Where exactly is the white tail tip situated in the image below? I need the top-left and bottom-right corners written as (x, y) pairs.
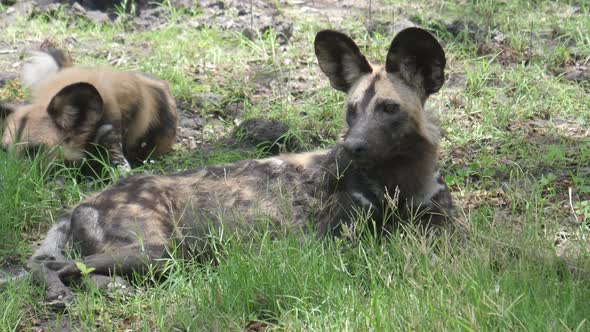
top-left (21, 51), bottom-right (60, 89)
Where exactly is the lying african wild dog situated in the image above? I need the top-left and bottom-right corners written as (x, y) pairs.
top-left (0, 44), bottom-right (178, 171)
top-left (28, 27), bottom-right (455, 302)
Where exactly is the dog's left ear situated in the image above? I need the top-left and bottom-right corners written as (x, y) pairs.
top-left (386, 27), bottom-right (446, 96)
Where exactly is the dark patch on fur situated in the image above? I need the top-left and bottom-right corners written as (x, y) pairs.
top-left (102, 225), bottom-right (135, 246)
top-left (129, 85), bottom-right (176, 163)
top-left (77, 121), bottom-right (121, 176)
top-left (346, 103), bottom-right (356, 126)
top-left (359, 76), bottom-right (377, 111)
top-left (122, 100), bottom-right (141, 135)
top-left (202, 164), bottom-right (230, 179)
top-left (16, 115), bottom-right (28, 141)
top-left (0, 103), bottom-right (15, 119)
top-left (70, 204), bottom-right (101, 256)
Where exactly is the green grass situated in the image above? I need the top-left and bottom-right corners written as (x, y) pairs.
top-left (1, 0), bottom-right (590, 330)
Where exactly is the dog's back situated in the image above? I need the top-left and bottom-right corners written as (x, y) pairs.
top-left (2, 45), bottom-right (178, 167)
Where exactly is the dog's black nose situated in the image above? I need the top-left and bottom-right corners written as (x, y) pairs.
top-left (343, 138), bottom-right (368, 157)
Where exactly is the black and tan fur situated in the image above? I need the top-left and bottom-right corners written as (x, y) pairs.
top-left (27, 28), bottom-right (455, 302)
top-left (0, 45), bottom-right (178, 170)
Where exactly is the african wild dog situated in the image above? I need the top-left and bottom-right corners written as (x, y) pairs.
top-left (27, 28), bottom-right (454, 302)
top-left (0, 44), bottom-right (178, 171)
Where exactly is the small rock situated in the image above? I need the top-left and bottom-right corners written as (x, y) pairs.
top-left (262, 21), bottom-right (293, 42)
top-left (205, 1), bottom-right (225, 10)
top-left (446, 72), bottom-right (467, 89)
top-left (193, 93), bottom-right (222, 106)
top-left (223, 101), bottom-right (242, 119)
top-left (84, 9), bottom-right (110, 24)
top-left (241, 27), bottom-right (258, 40)
top-left (188, 137), bottom-right (197, 150)
top-left (243, 321), bottom-right (268, 332)
top-left (428, 19), bottom-right (500, 43)
top-left (565, 66), bottom-right (590, 82)
top-left (366, 18), bottom-right (416, 36)
top-left (113, 34), bottom-right (126, 44)
top-left (0, 1), bottom-right (35, 26)
top-left (168, 0), bottom-right (195, 10)
top-left (71, 2), bottom-right (110, 24)
top-left (72, 2), bottom-right (86, 14)
top-left (180, 115), bottom-right (203, 129)
top-left (180, 128), bottom-right (200, 138)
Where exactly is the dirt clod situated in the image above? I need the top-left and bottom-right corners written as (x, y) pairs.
top-left (233, 117), bottom-right (296, 155)
top-left (243, 321), bottom-right (269, 332)
top-left (564, 66), bottom-right (590, 82)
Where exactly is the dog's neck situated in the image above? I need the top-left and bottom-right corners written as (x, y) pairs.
top-left (320, 134), bottom-right (438, 201)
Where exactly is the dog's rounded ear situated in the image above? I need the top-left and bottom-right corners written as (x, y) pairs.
top-left (314, 30), bottom-right (373, 92)
top-left (0, 103), bottom-right (16, 120)
top-left (47, 82), bottom-right (103, 131)
top-left (385, 27), bottom-right (446, 96)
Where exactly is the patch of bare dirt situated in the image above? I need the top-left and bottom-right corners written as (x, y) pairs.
top-left (29, 315), bottom-right (74, 332)
top-left (506, 118), bottom-right (590, 144)
top-left (461, 188), bottom-right (509, 211)
top-left (283, 0), bottom-right (386, 26)
top-left (0, 0), bottom-right (109, 26)
top-left (191, 0), bottom-right (292, 42)
top-left (423, 19), bottom-right (538, 67)
top-left (0, 0), bottom-right (186, 29)
top-left (477, 38), bottom-right (534, 67)
top-left (437, 20), bottom-right (491, 43)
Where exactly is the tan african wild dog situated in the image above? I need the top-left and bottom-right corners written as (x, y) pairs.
top-left (0, 45), bottom-right (178, 171)
top-left (28, 28), bottom-right (455, 303)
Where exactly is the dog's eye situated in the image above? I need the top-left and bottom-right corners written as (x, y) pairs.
top-left (382, 103), bottom-right (400, 114)
top-left (347, 104), bottom-right (356, 114)
top-left (347, 104), bottom-right (357, 118)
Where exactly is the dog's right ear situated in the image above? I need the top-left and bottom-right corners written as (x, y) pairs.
top-left (385, 27), bottom-right (446, 96)
top-left (0, 103), bottom-right (16, 120)
top-left (314, 30), bottom-right (373, 92)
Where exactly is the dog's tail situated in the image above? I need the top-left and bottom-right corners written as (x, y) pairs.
top-left (1, 214), bottom-right (72, 287)
top-left (21, 40), bottom-right (73, 89)
top-left (30, 214), bottom-right (72, 263)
